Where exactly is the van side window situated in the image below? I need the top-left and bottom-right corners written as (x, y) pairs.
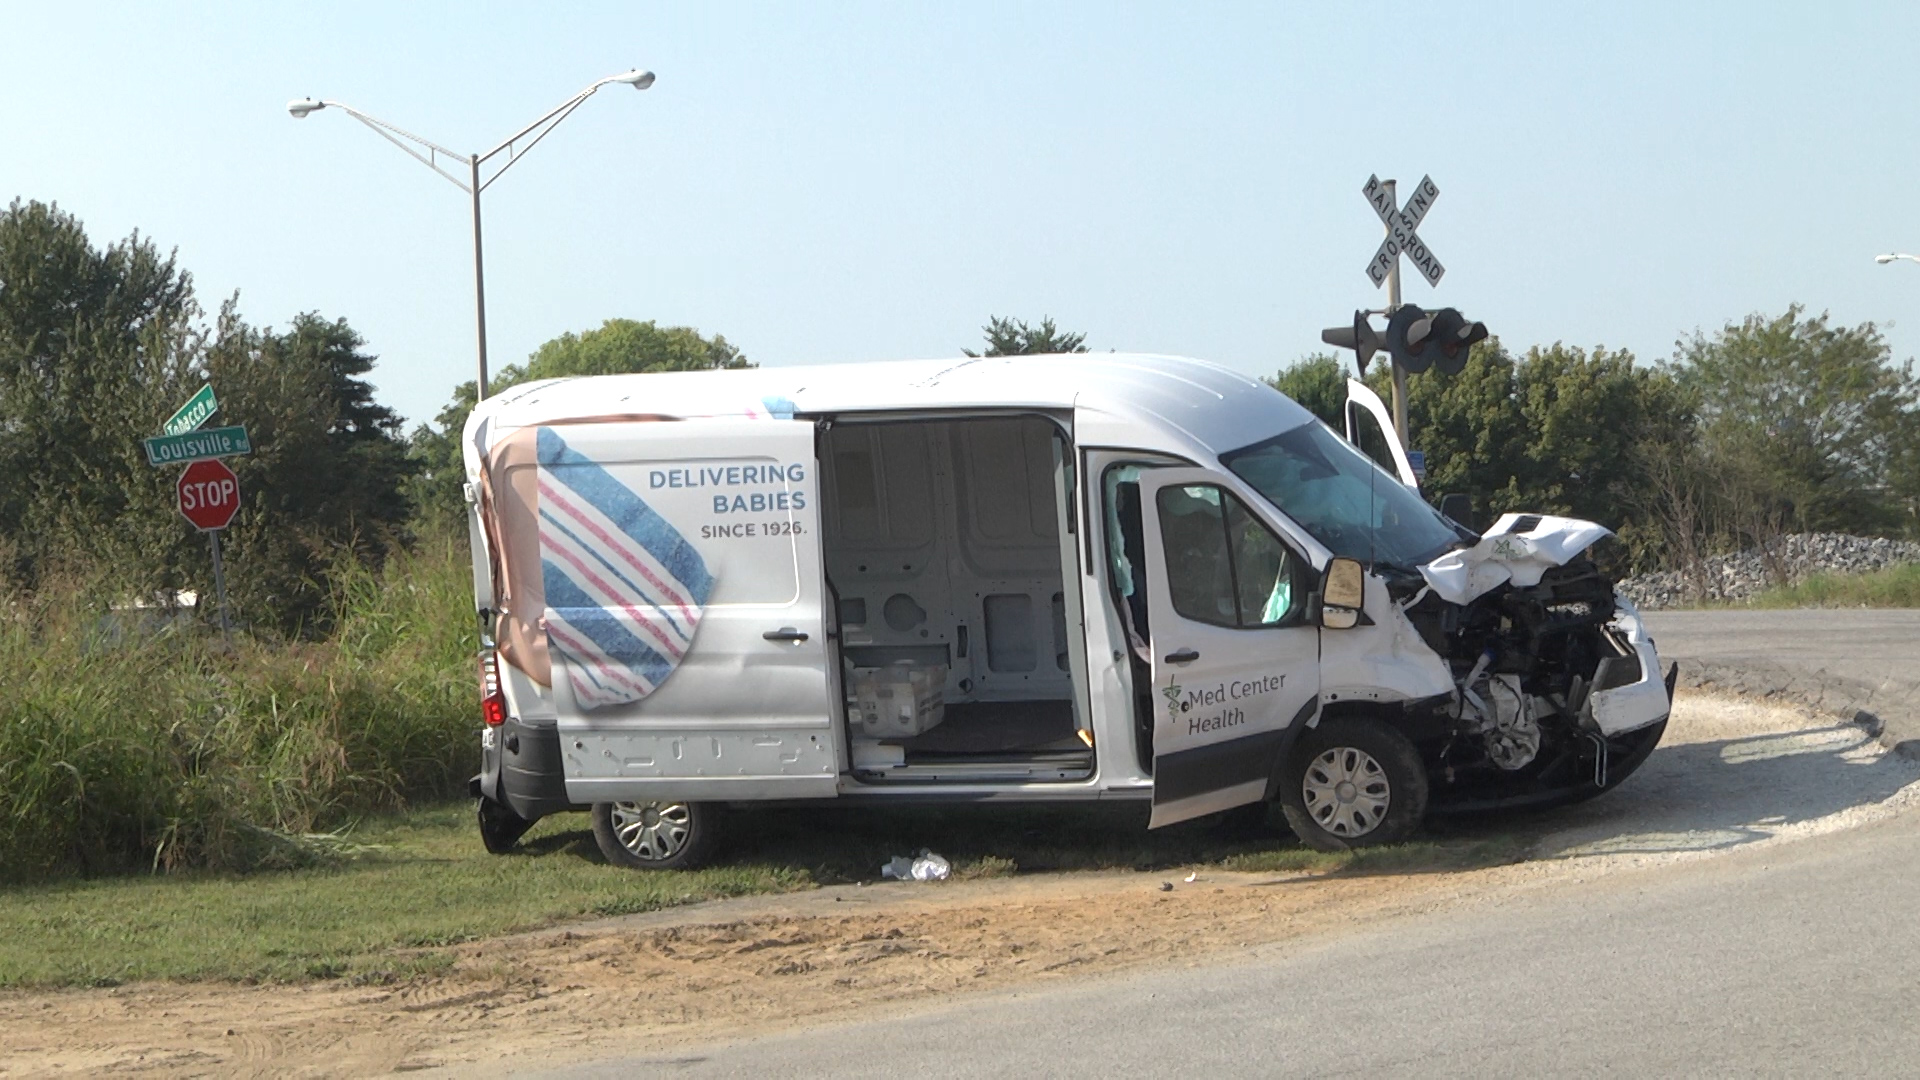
top-left (1155, 484), bottom-right (1300, 629)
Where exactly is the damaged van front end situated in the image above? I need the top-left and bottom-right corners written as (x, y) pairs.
top-left (1219, 418), bottom-right (1673, 843)
top-left (1334, 513), bottom-right (1675, 816)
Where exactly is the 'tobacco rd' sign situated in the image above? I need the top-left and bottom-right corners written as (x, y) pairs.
top-left (177, 459), bottom-right (240, 531)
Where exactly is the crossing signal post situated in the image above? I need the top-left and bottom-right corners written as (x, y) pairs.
top-left (1319, 174), bottom-right (1489, 450)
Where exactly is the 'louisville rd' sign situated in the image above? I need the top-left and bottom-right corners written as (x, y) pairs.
top-left (144, 425), bottom-right (251, 467)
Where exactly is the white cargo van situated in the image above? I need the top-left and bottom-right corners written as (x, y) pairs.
top-left (463, 355), bottom-right (1673, 868)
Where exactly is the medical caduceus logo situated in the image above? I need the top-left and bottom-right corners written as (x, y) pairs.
top-left (1160, 683), bottom-right (1183, 726)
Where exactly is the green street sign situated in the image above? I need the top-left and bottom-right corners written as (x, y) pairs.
top-left (163, 384), bottom-right (218, 436)
top-left (144, 425), bottom-right (251, 467)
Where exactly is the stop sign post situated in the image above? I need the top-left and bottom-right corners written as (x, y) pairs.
top-left (176, 459), bottom-right (239, 636)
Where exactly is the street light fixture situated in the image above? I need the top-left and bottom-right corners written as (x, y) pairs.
top-left (1875, 253), bottom-right (1920, 266)
top-left (287, 69), bottom-right (656, 401)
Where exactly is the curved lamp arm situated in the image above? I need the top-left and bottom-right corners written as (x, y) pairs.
top-left (286, 69), bottom-right (654, 194)
top-left (287, 97), bottom-right (472, 191)
top-left (475, 69), bottom-right (654, 192)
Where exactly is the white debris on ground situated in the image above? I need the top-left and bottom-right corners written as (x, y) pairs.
top-left (1618, 533), bottom-right (1920, 609)
top-left (1522, 692), bottom-right (1920, 867)
top-left (881, 852), bottom-right (951, 881)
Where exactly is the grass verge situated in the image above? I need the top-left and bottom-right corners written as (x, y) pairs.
top-left (1744, 562), bottom-right (1920, 608)
top-left (0, 800), bottom-right (1522, 989)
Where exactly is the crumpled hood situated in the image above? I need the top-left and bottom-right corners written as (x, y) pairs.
top-left (1418, 513), bottom-right (1613, 604)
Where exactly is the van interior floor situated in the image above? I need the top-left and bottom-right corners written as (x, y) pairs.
top-left (879, 701), bottom-right (1084, 757)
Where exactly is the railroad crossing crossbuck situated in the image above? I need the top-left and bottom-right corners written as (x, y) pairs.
top-left (1364, 174), bottom-right (1445, 288)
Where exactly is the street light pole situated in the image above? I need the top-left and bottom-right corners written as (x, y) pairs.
top-left (288, 69), bottom-right (656, 401)
top-left (470, 154), bottom-right (489, 397)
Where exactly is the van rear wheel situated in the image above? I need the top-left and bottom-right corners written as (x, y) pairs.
top-left (477, 797), bottom-right (534, 854)
top-left (1279, 718), bottom-right (1427, 852)
top-left (591, 800), bottom-right (719, 871)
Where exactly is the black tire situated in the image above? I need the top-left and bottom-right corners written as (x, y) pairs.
top-left (590, 800), bottom-right (720, 871)
top-left (1279, 718), bottom-right (1428, 852)
top-left (477, 797), bottom-right (534, 855)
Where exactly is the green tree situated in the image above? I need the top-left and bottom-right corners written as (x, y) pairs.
top-left (1508, 343), bottom-right (1692, 526)
top-left (409, 319), bottom-right (753, 526)
top-left (0, 199), bottom-right (203, 589)
top-left (964, 316), bottom-right (1089, 356)
top-left (1671, 305), bottom-right (1918, 536)
top-left (1264, 352), bottom-right (1348, 429)
top-left (205, 307), bottom-right (413, 632)
top-left (0, 200), bottom-right (413, 629)
top-left (1355, 339), bottom-right (1528, 530)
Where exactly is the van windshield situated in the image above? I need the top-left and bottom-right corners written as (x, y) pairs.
top-left (1220, 421), bottom-right (1470, 569)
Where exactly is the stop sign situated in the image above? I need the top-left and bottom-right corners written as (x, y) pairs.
top-left (177, 459), bottom-right (240, 531)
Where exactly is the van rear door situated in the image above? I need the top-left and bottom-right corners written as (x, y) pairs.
top-left (527, 417), bottom-right (839, 804)
top-left (1137, 469), bottom-right (1322, 827)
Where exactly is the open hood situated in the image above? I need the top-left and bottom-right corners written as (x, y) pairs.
top-left (1418, 513), bottom-right (1613, 604)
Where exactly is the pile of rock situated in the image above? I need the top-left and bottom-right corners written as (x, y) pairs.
top-left (1619, 533), bottom-right (1920, 610)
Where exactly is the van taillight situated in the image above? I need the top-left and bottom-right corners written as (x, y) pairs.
top-left (480, 649), bottom-right (508, 727)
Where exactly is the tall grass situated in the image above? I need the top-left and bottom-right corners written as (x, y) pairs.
top-left (1746, 562), bottom-right (1920, 608)
top-left (0, 538), bottom-right (478, 879)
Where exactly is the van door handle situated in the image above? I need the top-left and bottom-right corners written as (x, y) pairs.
top-left (1164, 648), bottom-right (1200, 664)
top-left (763, 627), bottom-right (810, 643)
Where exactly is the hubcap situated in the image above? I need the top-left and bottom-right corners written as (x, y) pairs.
top-left (608, 801), bottom-right (693, 861)
top-left (1301, 746), bottom-right (1392, 838)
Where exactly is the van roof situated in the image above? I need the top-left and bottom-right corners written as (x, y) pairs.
top-left (465, 353), bottom-right (1316, 462)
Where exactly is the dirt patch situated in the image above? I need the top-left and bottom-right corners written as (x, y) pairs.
top-left (4, 690), bottom-right (1915, 1078)
top-left (0, 867), bottom-right (1475, 1077)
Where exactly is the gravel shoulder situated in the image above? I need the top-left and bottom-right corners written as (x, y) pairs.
top-left (4, 690), bottom-right (1915, 1078)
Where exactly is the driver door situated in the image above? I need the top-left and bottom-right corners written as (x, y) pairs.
top-left (1138, 469), bottom-right (1321, 827)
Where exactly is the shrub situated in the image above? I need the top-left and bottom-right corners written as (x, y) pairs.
top-left (0, 539), bottom-right (476, 879)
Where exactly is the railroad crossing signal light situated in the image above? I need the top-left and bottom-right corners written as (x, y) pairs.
top-left (1386, 305), bottom-right (1437, 373)
top-left (1320, 310), bottom-right (1386, 375)
top-left (1427, 308), bottom-right (1489, 375)
top-left (1379, 305), bottom-right (1488, 376)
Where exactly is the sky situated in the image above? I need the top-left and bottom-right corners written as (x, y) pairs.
top-left (3, 2), bottom-right (1917, 428)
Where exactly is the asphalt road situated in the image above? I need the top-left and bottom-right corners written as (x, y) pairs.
top-left (537, 611), bottom-right (1920, 1079)
top-left (557, 810), bottom-right (1920, 1078)
top-left (1642, 608), bottom-right (1920, 688)
top-left (1644, 609), bottom-right (1920, 745)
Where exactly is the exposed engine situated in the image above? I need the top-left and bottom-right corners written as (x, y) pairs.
top-left (1460, 672), bottom-right (1543, 771)
top-left (1392, 556), bottom-right (1657, 807)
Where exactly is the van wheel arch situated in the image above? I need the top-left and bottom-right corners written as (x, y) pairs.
top-left (1277, 716), bottom-right (1428, 852)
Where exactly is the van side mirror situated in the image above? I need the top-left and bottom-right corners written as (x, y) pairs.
top-left (1320, 557), bottom-right (1364, 630)
top-left (1438, 492), bottom-right (1473, 529)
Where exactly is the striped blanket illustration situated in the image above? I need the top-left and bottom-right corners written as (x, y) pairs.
top-left (536, 427), bottom-right (716, 709)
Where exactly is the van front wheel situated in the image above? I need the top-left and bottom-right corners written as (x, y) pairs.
top-left (1279, 718), bottom-right (1427, 852)
top-left (591, 800), bottom-right (719, 870)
